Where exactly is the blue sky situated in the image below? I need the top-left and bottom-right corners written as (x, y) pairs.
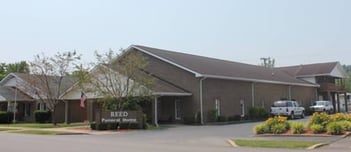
top-left (0, 0), bottom-right (350, 66)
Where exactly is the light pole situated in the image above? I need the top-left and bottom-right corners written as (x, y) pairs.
top-left (13, 78), bottom-right (17, 123)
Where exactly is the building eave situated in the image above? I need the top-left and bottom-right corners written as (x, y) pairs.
top-left (152, 92), bottom-right (192, 96)
top-left (199, 74), bottom-right (320, 87)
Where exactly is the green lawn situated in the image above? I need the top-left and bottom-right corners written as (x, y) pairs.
top-left (10, 130), bottom-right (71, 135)
top-left (0, 123), bottom-right (88, 128)
top-left (233, 139), bottom-right (321, 149)
top-left (0, 128), bottom-right (20, 131)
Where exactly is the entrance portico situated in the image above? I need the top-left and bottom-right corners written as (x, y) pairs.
top-left (152, 93), bottom-right (192, 127)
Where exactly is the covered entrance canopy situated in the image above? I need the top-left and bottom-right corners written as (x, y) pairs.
top-left (149, 75), bottom-right (192, 127)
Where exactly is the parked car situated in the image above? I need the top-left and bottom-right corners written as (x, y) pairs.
top-left (270, 100), bottom-right (305, 119)
top-left (309, 100), bottom-right (333, 114)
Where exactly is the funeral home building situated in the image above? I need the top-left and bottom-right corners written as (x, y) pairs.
top-left (0, 45), bottom-right (348, 125)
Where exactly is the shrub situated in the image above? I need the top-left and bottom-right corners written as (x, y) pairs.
top-left (0, 111), bottom-right (13, 124)
top-left (107, 123), bottom-right (119, 130)
top-left (228, 115), bottom-right (242, 121)
top-left (308, 112), bottom-right (330, 127)
top-left (183, 112), bottom-right (201, 124)
top-left (331, 113), bottom-right (351, 122)
top-left (327, 122), bottom-right (343, 135)
top-left (265, 116), bottom-right (289, 133)
top-left (96, 123), bottom-right (108, 130)
top-left (249, 107), bottom-right (269, 120)
top-left (90, 122), bottom-right (97, 130)
top-left (271, 123), bottom-right (287, 134)
top-left (34, 110), bottom-right (51, 123)
top-left (207, 110), bottom-right (218, 122)
top-left (290, 122), bottom-right (305, 134)
top-left (339, 120), bottom-right (351, 131)
top-left (142, 114), bottom-right (148, 129)
top-left (310, 124), bottom-right (325, 134)
top-left (217, 116), bottom-right (227, 122)
top-left (253, 124), bottom-right (269, 134)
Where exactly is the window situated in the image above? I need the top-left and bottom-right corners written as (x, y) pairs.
top-left (8, 102), bottom-right (17, 112)
top-left (287, 102), bottom-right (293, 107)
top-left (215, 99), bottom-right (220, 116)
top-left (37, 102), bottom-right (47, 111)
top-left (24, 103), bottom-right (31, 116)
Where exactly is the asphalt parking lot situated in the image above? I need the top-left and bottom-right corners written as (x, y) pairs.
top-left (1, 116), bottom-right (350, 152)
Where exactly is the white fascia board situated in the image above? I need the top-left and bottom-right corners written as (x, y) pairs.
top-left (0, 95), bottom-right (6, 101)
top-left (131, 46), bottom-right (203, 77)
top-left (153, 92), bottom-right (192, 96)
top-left (296, 74), bottom-right (332, 78)
top-left (199, 74), bottom-right (320, 87)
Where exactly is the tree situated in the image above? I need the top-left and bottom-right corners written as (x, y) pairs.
top-left (76, 49), bottom-right (153, 111)
top-left (343, 65), bottom-right (351, 92)
top-left (29, 51), bottom-right (81, 125)
top-left (0, 61), bottom-right (29, 80)
top-left (260, 57), bottom-right (275, 68)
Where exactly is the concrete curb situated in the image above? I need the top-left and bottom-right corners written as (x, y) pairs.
top-left (227, 139), bottom-right (238, 147)
top-left (306, 143), bottom-right (328, 150)
top-left (341, 132), bottom-right (351, 138)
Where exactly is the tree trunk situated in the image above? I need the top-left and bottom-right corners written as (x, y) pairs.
top-left (52, 106), bottom-right (57, 125)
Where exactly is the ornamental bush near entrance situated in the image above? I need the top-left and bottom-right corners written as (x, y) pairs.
top-left (254, 112), bottom-right (351, 135)
top-left (0, 111), bottom-right (13, 124)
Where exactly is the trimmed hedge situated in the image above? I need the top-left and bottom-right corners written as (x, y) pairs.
top-left (0, 111), bottom-right (14, 124)
top-left (249, 107), bottom-right (269, 120)
top-left (34, 110), bottom-right (51, 123)
top-left (90, 122), bottom-right (142, 130)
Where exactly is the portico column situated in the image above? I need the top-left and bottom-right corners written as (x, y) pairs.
top-left (337, 93), bottom-right (340, 113)
top-left (345, 92), bottom-right (348, 113)
top-left (64, 100), bottom-right (69, 124)
top-left (153, 96), bottom-right (159, 127)
top-left (7, 101), bottom-right (10, 112)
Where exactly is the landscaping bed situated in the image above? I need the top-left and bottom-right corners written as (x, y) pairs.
top-left (254, 112), bottom-right (351, 136)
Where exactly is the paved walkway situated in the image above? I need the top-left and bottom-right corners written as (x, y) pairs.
top-left (0, 125), bottom-right (120, 135)
top-left (2, 123), bottom-right (351, 151)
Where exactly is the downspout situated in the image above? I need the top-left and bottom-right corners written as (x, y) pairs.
top-left (288, 86), bottom-right (292, 100)
top-left (251, 82), bottom-right (255, 107)
top-left (199, 77), bottom-right (207, 125)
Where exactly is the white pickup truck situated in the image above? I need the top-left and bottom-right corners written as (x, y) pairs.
top-left (270, 100), bottom-right (305, 119)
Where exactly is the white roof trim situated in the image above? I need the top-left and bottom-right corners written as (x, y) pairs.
top-left (200, 74), bottom-right (320, 87)
top-left (131, 46), bottom-right (203, 77)
top-left (153, 92), bottom-right (192, 96)
top-left (0, 94), bottom-right (6, 101)
top-left (296, 73), bottom-right (334, 78)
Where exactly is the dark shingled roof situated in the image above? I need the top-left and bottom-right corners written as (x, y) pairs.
top-left (276, 62), bottom-right (339, 77)
top-left (104, 64), bottom-right (191, 96)
top-left (132, 45), bottom-right (317, 87)
top-left (0, 86), bottom-right (33, 102)
top-left (13, 73), bottom-right (76, 97)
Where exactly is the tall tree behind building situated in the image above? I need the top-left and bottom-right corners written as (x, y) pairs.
top-left (260, 57), bottom-right (275, 68)
top-left (343, 65), bottom-right (351, 92)
top-left (0, 61), bottom-right (29, 80)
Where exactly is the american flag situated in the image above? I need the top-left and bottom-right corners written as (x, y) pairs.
top-left (80, 92), bottom-right (87, 108)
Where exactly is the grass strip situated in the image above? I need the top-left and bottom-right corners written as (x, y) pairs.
top-left (10, 130), bottom-right (71, 135)
top-left (0, 123), bottom-right (88, 128)
top-left (0, 128), bottom-right (19, 131)
top-left (233, 139), bottom-right (320, 149)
